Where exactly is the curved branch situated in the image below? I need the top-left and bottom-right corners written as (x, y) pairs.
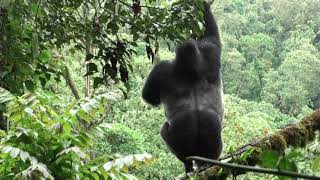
top-left (187, 156), bottom-right (320, 180)
top-left (183, 109), bottom-right (320, 179)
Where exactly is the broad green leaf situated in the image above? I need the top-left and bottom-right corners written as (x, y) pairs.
top-left (30, 156), bottom-right (38, 165)
top-left (1, 146), bottom-right (13, 153)
top-left (10, 147), bottom-right (20, 158)
top-left (286, 150), bottom-right (302, 160)
top-left (103, 161), bottom-right (113, 171)
top-left (278, 158), bottom-right (297, 172)
top-left (99, 169), bottom-right (109, 179)
top-left (114, 158), bottom-right (125, 171)
top-left (39, 49), bottom-right (51, 62)
top-left (123, 155), bottom-right (134, 166)
top-left (56, 147), bottom-right (86, 159)
top-left (24, 108), bottom-right (34, 116)
top-left (240, 148), bottom-right (254, 161)
top-left (90, 166), bottom-right (99, 172)
top-left (65, 101), bottom-right (78, 115)
top-left (0, 88), bottom-right (14, 103)
top-left (24, 80), bottom-right (36, 91)
top-left (30, 3), bottom-right (39, 16)
top-left (260, 150), bottom-right (280, 169)
top-left (312, 156), bottom-right (320, 171)
top-left (91, 173), bottom-right (99, 180)
top-left (9, 111), bottom-right (22, 121)
top-left (20, 150), bottom-right (29, 162)
top-left (75, 134), bottom-right (89, 146)
top-left (76, 109), bottom-right (90, 122)
top-left (121, 173), bottom-right (138, 180)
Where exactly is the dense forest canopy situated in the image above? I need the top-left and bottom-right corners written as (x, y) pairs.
top-left (1, 0), bottom-right (320, 179)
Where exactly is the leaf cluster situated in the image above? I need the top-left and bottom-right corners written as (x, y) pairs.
top-left (0, 88), bottom-right (153, 179)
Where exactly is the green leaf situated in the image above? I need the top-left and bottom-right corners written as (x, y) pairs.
top-left (121, 173), bottom-right (138, 180)
top-left (24, 80), bottom-right (36, 91)
top-left (30, 3), bottom-right (39, 16)
top-left (260, 150), bottom-right (280, 169)
top-left (76, 134), bottom-right (89, 146)
top-left (114, 158), bottom-right (125, 171)
top-left (133, 32), bottom-right (139, 42)
top-left (103, 161), bottom-right (113, 171)
top-left (277, 158), bottom-right (298, 180)
top-left (64, 101), bottom-right (78, 115)
top-left (39, 49), bottom-right (51, 62)
top-left (20, 150), bottom-right (29, 162)
top-left (10, 148), bottom-right (20, 158)
top-left (56, 147), bottom-right (86, 159)
top-left (39, 76), bottom-right (47, 87)
top-left (24, 108), bottom-right (34, 116)
top-left (99, 169), bottom-right (109, 179)
top-left (91, 173), bottom-right (100, 180)
top-left (0, 88), bottom-right (14, 103)
top-left (286, 150), bottom-right (302, 160)
top-left (312, 156), bottom-right (320, 171)
top-left (77, 109), bottom-right (90, 122)
top-left (278, 158), bottom-right (297, 172)
top-left (240, 148), bottom-right (255, 161)
top-left (1, 146), bottom-right (13, 153)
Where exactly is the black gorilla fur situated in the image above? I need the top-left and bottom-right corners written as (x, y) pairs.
top-left (142, 1), bottom-right (224, 173)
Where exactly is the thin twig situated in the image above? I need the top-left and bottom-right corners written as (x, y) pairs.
top-left (118, 0), bottom-right (164, 11)
top-left (187, 156), bottom-right (320, 180)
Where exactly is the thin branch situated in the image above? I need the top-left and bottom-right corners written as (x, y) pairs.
top-left (187, 156), bottom-right (320, 180)
top-left (118, 0), bottom-right (164, 11)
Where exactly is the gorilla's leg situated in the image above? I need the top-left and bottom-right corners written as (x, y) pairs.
top-left (160, 111), bottom-right (198, 173)
top-left (195, 110), bottom-right (223, 169)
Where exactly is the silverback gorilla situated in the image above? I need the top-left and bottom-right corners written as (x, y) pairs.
top-left (142, 1), bottom-right (224, 174)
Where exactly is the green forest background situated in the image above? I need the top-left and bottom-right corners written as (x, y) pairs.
top-left (1, 0), bottom-right (320, 179)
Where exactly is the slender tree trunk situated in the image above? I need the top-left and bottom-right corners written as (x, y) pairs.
top-left (83, 1), bottom-right (94, 160)
top-left (0, 111), bottom-right (6, 130)
top-left (85, 52), bottom-right (91, 98)
top-left (64, 66), bottom-right (81, 100)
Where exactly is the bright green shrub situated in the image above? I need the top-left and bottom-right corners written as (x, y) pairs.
top-left (95, 124), bottom-right (146, 155)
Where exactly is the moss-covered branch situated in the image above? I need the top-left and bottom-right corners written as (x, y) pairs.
top-left (184, 109), bottom-right (320, 179)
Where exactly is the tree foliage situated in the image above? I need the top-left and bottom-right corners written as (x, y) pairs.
top-left (0, 0), bottom-right (205, 94)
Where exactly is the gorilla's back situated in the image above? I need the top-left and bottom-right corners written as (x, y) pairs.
top-left (162, 77), bottom-right (224, 123)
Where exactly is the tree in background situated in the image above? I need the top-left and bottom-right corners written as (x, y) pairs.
top-left (0, 0), bottom-right (205, 95)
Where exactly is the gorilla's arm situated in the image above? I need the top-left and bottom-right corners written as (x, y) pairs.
top-left (142, 61), bottom-right (171, 106)
top-left (199, 1), bottom-right (222, 83)
top-left (203, 1), bottom-right (220, 46)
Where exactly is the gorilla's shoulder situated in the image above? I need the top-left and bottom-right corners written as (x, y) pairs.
top-left (151, 61), bottom-right (173, 76)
